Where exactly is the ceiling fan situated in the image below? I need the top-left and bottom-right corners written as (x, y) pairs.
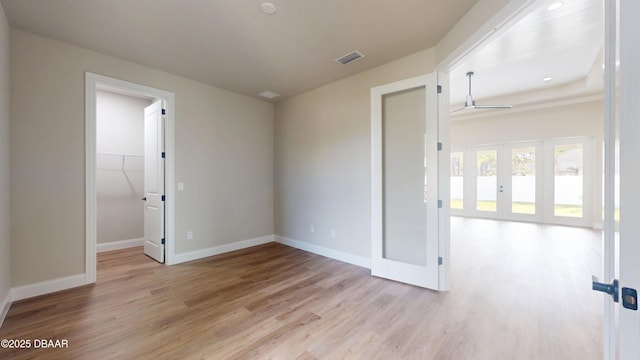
top-left (451, 71), bottom-right (512, 113)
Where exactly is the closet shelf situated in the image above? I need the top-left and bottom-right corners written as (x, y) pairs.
top-left (97, 153), bottom-right (144, 172)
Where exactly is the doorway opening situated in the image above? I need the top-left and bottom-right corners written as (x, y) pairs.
top-left (85, 73), bottom-right (176, 283)
top-left (441, 0), bottom-right (610, 357)
top-left (95, 89), bottom-right (154, 254)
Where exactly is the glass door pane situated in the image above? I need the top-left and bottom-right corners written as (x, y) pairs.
top-left (554, 143), bottom-right (584, 217)
top-left (382, 87), bottom-right (427, 266)
top-left (477, 150), bottom-right (497, 212)
top-left (511, 146), bottom-right (536, 214)
top-left (451, 151), bottom-right (464, 209)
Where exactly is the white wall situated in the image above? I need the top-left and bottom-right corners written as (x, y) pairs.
top-left (5, 0), bottom-right (533, 291)
top-left (0, 3), bottom-right (12, 311)
top-left (10, 29), bottom-right (274, 286)
top-left (96, 90), bottom-right (151, 244)
top-left (273, 0), bottom-right (526, 261)
top-left (450, 101), bottom-right (603, 146)
top-left (274, 48), bottom-right (437, 259)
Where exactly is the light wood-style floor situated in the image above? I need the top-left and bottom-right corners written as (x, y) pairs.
top-left (0, 218), bottom-right (603, 359)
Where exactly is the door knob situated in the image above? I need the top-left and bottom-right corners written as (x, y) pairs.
top-left (141, 197), bottom-right (147, 201)
top-left (592, 275), bottom-right (619, 302)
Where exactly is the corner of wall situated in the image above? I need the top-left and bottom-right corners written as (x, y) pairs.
top-left (275, 235), bottom-right (371, 269)
top-left (0, 290), bottom-right (11, 328)
top-left (0, 0), bottom-right (13, 327)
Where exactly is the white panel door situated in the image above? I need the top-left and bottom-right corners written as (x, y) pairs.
top-left (143, 101), bottom-right (165, 263)
top-left (617, 0), bottom-right (640, 357)
top-left (371, 74), bottom-right (440, 289)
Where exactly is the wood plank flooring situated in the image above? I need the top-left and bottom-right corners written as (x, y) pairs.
top-left (0, 218), bottom-right (603, 359)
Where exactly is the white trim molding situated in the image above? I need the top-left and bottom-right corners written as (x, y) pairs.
top-left (6, 235), bottom-right (373, 304)
top-left (11, 274), bottom-right (87, 302)
top-left (97, 238), bottom-right (145, 253)
top-left (275, 235), bottom-right (371, 269)
top-left (85, 72), bottom-right (177, 276)
top-left (172, 235), bottom-right (274, 264)
top-left (0, 291), bottom-right (12, 328)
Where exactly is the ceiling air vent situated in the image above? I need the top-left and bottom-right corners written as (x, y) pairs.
top-left (335, 51), bottom-right (364, 65)
top-left (258, 90), bottom-right (280, 99)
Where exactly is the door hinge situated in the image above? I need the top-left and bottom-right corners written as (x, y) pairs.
top-left (162, 152), bottom-right (165, 158)
top-left (161, 108), bottom-right (166, 115)
top-left (437, 142), bottom-right (443, 151)
top-left (438, 200), bottom-right (443, 208)
top-left (161, 195), bottom-right (165, 202)
top-left (438, 257), bottom-right (443, 265)
top-left (437, 85), bottom-right (442, 94)
top-left (161, 238), bottom-right (165, 245)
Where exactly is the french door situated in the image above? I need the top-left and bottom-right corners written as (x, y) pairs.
top-left (454, 142), bottom-right (542, 222)
top-left (452, 138), bottom-right (592, 226)
top-left (544, 137), bottom-right (594, 227)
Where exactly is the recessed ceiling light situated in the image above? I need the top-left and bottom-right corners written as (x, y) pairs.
top-left (258, 90), bottom-right (280, 99)
top-left (543, 77), bottom-right (553, 82)
top-left (260, 2), bottom-right (277, 15)
top-left (548, 2), bottom-right (563, 11)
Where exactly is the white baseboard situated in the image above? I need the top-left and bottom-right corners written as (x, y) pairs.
top-left (5, 235), bottom-right (274, 302)
top-left (11, 274), bottom-right (88, 302)
top-left (172, 235), bottom-right (275, 264)
top-left (4, 234), bottom-right (369, 308)
top-left (0, 290), bottom-right (11, 328)
top-left (275, 235), bottom-right (371, 269)
top-left (97, 238), bottom-right (145, 252)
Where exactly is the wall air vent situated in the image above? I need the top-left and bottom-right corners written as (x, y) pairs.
top-left (335, 51), bottom-right (365, 65)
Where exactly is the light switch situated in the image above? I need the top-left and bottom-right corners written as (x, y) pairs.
top-left (177, 182), bottom-right (185, 191)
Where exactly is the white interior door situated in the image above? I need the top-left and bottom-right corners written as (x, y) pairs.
top-left (143, 100), bottom-right (165, 263)
top-left (617, 0), bottom-right (640, 357)
top-left (371, 74), bottom-right (440, 289)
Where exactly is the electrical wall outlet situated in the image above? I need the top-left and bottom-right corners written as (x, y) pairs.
top-left (310, 225), bottom-right (315, 233)
top-left (330, 229), bottom-right (336, 238)
top-left (187, 231), bottom-right (193, 240)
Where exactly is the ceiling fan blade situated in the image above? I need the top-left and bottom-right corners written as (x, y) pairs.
top-left (450, 106), bottom-right (471, 113)
top-left (473, 104), bottom-right (513, 109)
top-left (454, 72), bottom-right (513, 112)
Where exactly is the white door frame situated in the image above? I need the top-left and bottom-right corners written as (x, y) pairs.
top-left (85, 72), bottom-right (176, 283)
top-left (602, 1), bottom-right (617, 357)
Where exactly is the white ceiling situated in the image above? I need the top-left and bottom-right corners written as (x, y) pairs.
top-left (0, 0), bottom-right (478, 101)
top-left (450, 0), bottom-right (603, 108)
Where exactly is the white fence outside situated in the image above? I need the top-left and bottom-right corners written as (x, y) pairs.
top-left (450, 176), bottom-right (585, 205)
